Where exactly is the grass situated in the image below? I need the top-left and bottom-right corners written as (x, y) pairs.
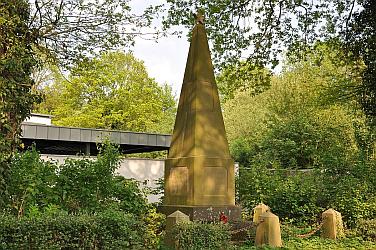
top-left (238, 236), bottom-right (376, 249)
top-left (235, 223), bottom-right (376, 250)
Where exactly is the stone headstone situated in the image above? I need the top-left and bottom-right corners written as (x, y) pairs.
top-left (165, 210), bottom-right (190, 248)
top-left (321, 208), bottom-right (344, 239)
top-left (253, 203), bottom-right (270, 223)
top-left (255, 211), bottom-right (282, 247)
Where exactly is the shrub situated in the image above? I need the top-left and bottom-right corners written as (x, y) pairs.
top-left (238, 166), bottom-right (323, 225)
top-left (143, 207), bottom-right (166, 248)
top-left (328, 177), bottom-right (376, 228)
top-left (355, 219), bottom-right (376, 242)
top-left (6, 143), bottom-right (150, 216)
top-left (237, 163), bottom-right (376, 227)
top-left (170, 221), bottom-right (232, 250)
top-left (7, 146), bottom-right (57, 216)
top-left (0, 210), bottom-right (151, 249)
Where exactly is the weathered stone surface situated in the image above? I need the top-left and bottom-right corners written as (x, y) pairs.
top-left (165, 210), bottom-right (190, 249)
top-left (321, 208), bottom-right (344, 240)
top-left (253, 203), bottom-right (270, 223)
top-left (255, 211), bottom-right (282, 247)
top-left (160, 205), bottom-right (241, 222)
top-left (162, 14), bottom-right (240, 221)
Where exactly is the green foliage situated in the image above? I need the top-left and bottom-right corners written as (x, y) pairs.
top-left (7, 147), bottom-right (57, 216)
top-left (225, 43), bottom-right (366, 170)
top-left (29, 0), bottom-right (161, 66)
top-left (216, 61), bottom-right (271, 102)
top-left (237, 162), bottom-right (376, 227)
top-left (164, 1), bottom-right (375, 121)
top-left (54, 143), bottom-right (122, 213)
top-left (279, 236), bottom-right (376, 250)
top-left (4, 143), bottom-right (165, 248)
top-left (355, 219), bottom-right (376, 242)
top-left (0, 210), bottom-right (151, 249)
top-left (227, 43), bottom-right (375, 227)
top-left (163, 1), bottom-right (357, 68)
top-left (0, 0), bottom-right (162, 206)
top-left (36, 52), bottom-right (176, 134)
top-left (143, 207), bottom-right (166, 248)
top-left (170, 221), bottom-right (232, 250)
top-left (326, 173), bottom-right (376, 228)
top-left (6, 143), bottom-right (150, 217)
top-left (2, 0), bottom-right (162, 208)
top-left (346, 0), bottom-right (376, 121)
top-left (238, 167), bottom-right (323, 225)
top-left (239, 224), bottom-right (376, 249)
top-left (0, 0), bottom-right (41, 207)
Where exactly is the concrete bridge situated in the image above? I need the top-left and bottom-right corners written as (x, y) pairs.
top-left (21, 119), bottom-right (171, 155)
top-left (20, 113), bottom-right (172, 202)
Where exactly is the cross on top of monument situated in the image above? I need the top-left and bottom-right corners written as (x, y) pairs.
top-left (195, 12), bottom-right (204, 24)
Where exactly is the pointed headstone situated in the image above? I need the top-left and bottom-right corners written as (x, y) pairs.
top-left (160, 12), bottom-right (240, 221)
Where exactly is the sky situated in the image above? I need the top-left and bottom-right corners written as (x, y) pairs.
top-left (132, 34), bottom-right (189, 97)
top-left (129, 1), bottom-right (190, 97)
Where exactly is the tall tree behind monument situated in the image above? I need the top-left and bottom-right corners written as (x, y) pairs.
top-left (35, 52), bottom-right (176, 134)
top-left (161, 13), bottom-right (240, 221)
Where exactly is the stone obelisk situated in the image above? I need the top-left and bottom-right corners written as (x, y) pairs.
top-left (160, 13), bottom-right (241, 221)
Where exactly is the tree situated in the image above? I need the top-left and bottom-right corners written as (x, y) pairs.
top-left (36, 52), bottom-right (176, 134)
top-left (0, 1), bottom-right (41, 207)
top-left (163, 1), bottom-right (375, 120)
top-left (1, 0), bottom-right (160, 207)
top-left (346, 0), bottom-right (376, 121)
top-left (28, 0), bottom-right (160, 66)
top-left (223, 42), bottom-right (370, 170)
top-left (216, 61), bottom-right (271, 102)
top-left (163, 0), bottom-right (355, 66)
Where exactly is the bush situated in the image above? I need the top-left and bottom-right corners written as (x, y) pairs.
top-left (328, 176), bottom-right (376, 228)
top-left (6, 143), bottom-right (150, 216)
top-left (7, 146), bottom-right (57, 216)
top-left (238, 166), bottom-right (323, 225)
top-left (0, 210), bottom-right (151, 249)
top-left (355, 219), bottom-right (376, 242)
top-left (237, 163), bottom-right (376, 227)
top-left (170, 221), bottom-right (232, 250)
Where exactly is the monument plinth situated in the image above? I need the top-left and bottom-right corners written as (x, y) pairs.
top-left (160, 13), bottom-right (241, 221)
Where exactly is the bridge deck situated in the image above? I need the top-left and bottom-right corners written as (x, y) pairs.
top-left (21, 123), bottom-right (171, 155)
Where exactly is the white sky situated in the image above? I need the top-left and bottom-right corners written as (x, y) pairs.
top-left (132, 35), bottom-right (189, 96)
top-left (129, 1), bottom-right (190, 97)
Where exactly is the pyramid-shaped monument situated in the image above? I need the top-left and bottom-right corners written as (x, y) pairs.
top-left (161, 13), bottom-right (241, 221)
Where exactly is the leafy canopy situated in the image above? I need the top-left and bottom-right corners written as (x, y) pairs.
top-left (163, 0), bottom-right (375, 119)
top-left (28, 0), bottom-right (161, 66)
top-left (224, 42), bottom-right (370, 170)
top-left (36, 52), bottom-right (176, 134)
top-left (163, 0), bottom-right (356, 67)
top-left (228, 43), bottom-right (376, 226)
top-left (216, 61), bottom-right (271, 103)
top-left (0, 0), bottom-right (41, 206)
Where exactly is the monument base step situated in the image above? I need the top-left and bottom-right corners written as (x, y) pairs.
top-left (158, 205), bottom-right (241, 222)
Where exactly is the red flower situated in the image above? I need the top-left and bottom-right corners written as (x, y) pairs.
top-left (219, 212), bottom-right (228, 223)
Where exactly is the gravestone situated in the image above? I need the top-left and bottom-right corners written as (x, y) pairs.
top-left (165, 210), bottom-right (190, 248)
top-left (321, 208), bottom-right (344, 239)
top-left (253, 203), bottom-right (270, 223)
top-left (159, 13), bottom-right (241, 221)
top-left (255, 211), bottom-right (282, 247)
